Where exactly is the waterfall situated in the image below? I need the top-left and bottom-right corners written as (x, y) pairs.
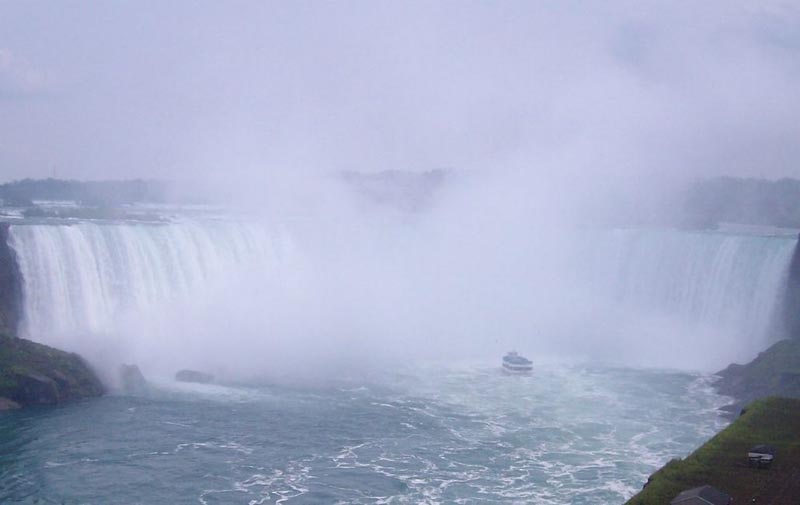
top-left (580, 229), bottom-right (797, 352)
top-left (8, 220), bottom-right (288, 340)
top-left (5, 219), bottom-right (798, 370)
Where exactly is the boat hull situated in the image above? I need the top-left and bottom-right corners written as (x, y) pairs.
top-left (502, 363), bottom-right (533, 374)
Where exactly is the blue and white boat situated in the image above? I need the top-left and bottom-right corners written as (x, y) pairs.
top-left (502, 351), bottom-right (533, 374)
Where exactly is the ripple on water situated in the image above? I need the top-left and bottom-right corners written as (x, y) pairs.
top-left (0, 364), bottom-right (727, 504)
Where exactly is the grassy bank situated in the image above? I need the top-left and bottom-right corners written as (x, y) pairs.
top-left (715, 339), bottom-right (800, 410)
top-left (625, 397), bottom-right (800, 504)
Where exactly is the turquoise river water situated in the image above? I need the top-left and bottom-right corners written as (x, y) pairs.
top-left (0, 362), bottom-right (728, 504)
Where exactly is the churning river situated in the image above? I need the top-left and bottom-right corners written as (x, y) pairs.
top-left (1, 363), bottom-right (728, 504)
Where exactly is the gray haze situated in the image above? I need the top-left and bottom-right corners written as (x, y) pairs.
top-left (1, 1), bottom-right (799, 186)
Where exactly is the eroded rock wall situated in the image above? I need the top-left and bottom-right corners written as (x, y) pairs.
top-left (0, 223), bottom-right (21, 337)
top-left (782, 234), bottom-right (800, 340)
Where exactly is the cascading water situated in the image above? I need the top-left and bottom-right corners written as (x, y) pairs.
top-left (8, 220), bottom-right (289, 341)
top-left (4, 219), bottom-right (798, 370)
top-left (578, 228), bottom-right (797, 359)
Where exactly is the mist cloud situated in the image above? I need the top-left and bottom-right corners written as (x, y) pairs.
top-left (0, 48), bottom-right (48, 98)
top-left (0, 1), bottom-right (797, 185)
top-left (2, 2), bottom-right (799, 381)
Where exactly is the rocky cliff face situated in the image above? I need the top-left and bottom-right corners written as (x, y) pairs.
top-left (713, 236), bottom-right (800, 416)
top-left (0, 224), bottom-right (104, 410)
top-left (782, 234), bottom-right (800, 340)
top-left (715, 339), bottom-right (800, 410)
top-left (0, 333), bottom-right (104, 410)
top-left (0, 223), bottom-right (21, 337)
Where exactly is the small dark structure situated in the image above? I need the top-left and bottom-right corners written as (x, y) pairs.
top-left (747, 444), bottom-right (776, 468)
top-left (670, 485), bottom-right (732, 505)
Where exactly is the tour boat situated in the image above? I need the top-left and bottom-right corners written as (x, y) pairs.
top-left (502, 351), bottom-right (533, 374)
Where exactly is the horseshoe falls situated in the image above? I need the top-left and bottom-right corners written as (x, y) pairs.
top-left (8, 222), bottom-right (795, 368)
top-left (2, 221), bottom-right (798, 504)
top-left (9, 221), bottom-right (289, 341)
top-left (574, 229), bottom-right (797, 367)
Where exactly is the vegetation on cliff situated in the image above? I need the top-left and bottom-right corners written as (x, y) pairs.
top-left (715, 339), bottom-right (800, 413)
top-left (629, 317), bottom-right (800, 503)
top-left (0, 333), bottom-right (104, 410)
top-left (625, 397), bottom-right (800, 504)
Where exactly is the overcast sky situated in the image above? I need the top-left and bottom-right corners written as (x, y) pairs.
top-left (0, 1), bottom-right (798, 184)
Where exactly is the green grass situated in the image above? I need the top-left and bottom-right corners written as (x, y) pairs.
top-left (715, 339), bottom-right (800, 401)
top-left (625, 397), bottom-right (800, 504)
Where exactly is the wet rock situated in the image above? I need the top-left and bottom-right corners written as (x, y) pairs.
top-left (0, 397), bottom-right (21, 411)
top-left (0, 333), bottom-right (104, 407)
top-left (0, 223), bottom-right (22, 336)
top-left (120, 364), bottom-right (148, 393)
top-left (714, 339), bottom-right (800, 405)
top-left (175, 369), bottom-right (214, 384)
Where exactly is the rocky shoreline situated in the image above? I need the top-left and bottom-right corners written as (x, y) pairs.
top-left (713, 338), bottom-right (800, 418)
top-left (0, 333), bottom-right (104, 410)
top-left (625, 339), bottom-right (800, 503)
top-left (625, 397), bottom-right (800, 504)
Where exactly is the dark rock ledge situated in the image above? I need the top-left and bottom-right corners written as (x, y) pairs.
top-left (175, 369), bottom-right (214, 384)
top-left (714, 338), bottom-right (800, 418)
top-left (0, 333), bottom-right (104, 410)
